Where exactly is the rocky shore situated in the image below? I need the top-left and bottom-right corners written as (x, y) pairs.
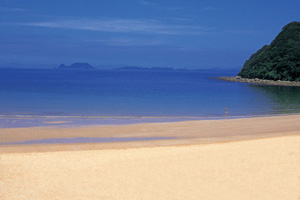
top-left (219, 76), bottom-right (300, 87)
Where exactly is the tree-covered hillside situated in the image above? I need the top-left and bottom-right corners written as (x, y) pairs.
top-left (238, 22), bottom-right (300, 81)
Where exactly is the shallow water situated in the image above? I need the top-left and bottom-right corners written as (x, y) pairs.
top-left (0, 115), bottom-right (205, 128)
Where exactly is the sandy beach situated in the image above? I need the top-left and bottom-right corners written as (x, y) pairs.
top-left (1, 115), bottom-right (300, 199)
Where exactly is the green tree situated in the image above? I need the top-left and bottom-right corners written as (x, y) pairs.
top-left (238, 22), bottom-right (300, 81)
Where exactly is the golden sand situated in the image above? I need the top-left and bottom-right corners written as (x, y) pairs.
top-left (1, 115), bottom-right (300, 199)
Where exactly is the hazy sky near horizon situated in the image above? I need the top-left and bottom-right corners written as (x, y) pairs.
top-left (0, 0), bottom-right (299, 69)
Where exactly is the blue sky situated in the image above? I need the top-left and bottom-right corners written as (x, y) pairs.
top-left (0, 0), bottom-right (299, 69)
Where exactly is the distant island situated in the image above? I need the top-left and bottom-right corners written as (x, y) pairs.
top-left (57, 63), bottom-right (96, 70)
top-left (114, 66), bottom-right (175, 71)
top-left (55, 64), bottom-right (183, 71)
top-left (0, 62), bottom-right (200, 72)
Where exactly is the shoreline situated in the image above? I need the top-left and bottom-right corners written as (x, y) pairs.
top-left (1, 112), bottom-right (300, 129)
top-left (1, 114), bottom-right (300, 153)
top-left (218, 76), bottom-right (300, 86)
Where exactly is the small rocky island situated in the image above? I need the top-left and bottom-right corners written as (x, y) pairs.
top-left (57, 63), bottom-right (96, 70)
top-left (221, 21), bottom-right (300, 86)
top-left (114, 66), bottom-right (174, 71)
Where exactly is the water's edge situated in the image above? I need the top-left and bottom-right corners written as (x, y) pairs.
top-left (1, 113), bottom-right (299, 128)
top-left (218, 76), bottom-right (300, 86)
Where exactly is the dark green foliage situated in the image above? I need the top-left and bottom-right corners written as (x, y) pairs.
top-left (238, 22), bottom-right (300, 81)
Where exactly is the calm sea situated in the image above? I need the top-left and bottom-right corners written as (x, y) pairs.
top-left (0, 68), bottom-right (300, 118)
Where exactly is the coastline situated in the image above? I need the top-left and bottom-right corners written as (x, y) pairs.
top-left (1, 112), bottom-right (299, 129)
top-left (219, 76), bottom-right (300, 86)
top-left (1, 114), bottom-right (300, 153)
top-left (0, 115), bottom-right (208, 129)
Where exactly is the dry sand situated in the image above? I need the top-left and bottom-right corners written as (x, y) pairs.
top-left (1, 115), bottom-right (300, 199)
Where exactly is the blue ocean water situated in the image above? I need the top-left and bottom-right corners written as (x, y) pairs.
top-left (0, 68), bottom-right (300, 118)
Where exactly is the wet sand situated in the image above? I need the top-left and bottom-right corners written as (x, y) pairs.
top-left (1, 115), bottom-right (300, 199)
top-left (1, 114), bottom-right (300, 152)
